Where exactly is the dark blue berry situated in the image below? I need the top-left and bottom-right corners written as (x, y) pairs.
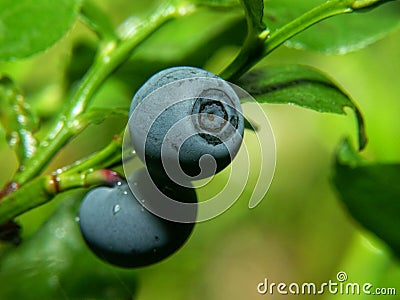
top-left (78, 169), bottom-right (197, 268)
top-left (129, 66), bottom-right (244, 181)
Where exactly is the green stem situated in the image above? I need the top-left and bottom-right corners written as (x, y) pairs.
top-left (220, 0), bottom-right (269, 81)
top-left (0, 177), bottom-right (51, 225)
top-left (263, 0), bottom-right (353, 56)
top-left (0, 128), bottom-right (125, 223)
top-left (0, 131), bottom-right (126, 223)
top-left (222, 0), bottom-right (392, 81)
top-left (220, 31), bottom-right (267, 81)
top-left (13, 2), bottom-right (192, 185)
top-left (61, 133), bottom-right (124, 176)
top-left (54, 169), bottom-right (123, 192)
top-left (0, 169), bottom-right (122, 224)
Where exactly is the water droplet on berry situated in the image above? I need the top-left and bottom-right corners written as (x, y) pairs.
top-left (113, 204), bottom-right (121, 215)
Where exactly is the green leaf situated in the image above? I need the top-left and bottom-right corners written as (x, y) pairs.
top-left (264, 0), bottom-right (400, 53)
top-left (0, 77), bottom-right (39, 162)
top-left (333, 139), bottom-right (400, 258)
top-left (237, 64), bottom-right (367, 149)
top-left (0, 0), bottom-right (82, 61)
top-left (132, 9), bottom-right (244, 63)
top-left (241, 0), bottom-right (267, 33)
top-left (0, 192), bottom-right (137, 299)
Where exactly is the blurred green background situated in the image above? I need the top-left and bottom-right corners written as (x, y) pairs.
top-left (0, 0), bottom-right (399, 299)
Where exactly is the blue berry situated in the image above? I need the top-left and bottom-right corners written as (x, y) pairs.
top-left (129, 66), bottom-right (244, 180)
top-left (78, 169), bottom-right (197, 268)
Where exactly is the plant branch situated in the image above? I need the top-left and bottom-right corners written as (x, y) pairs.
top-left (220, 0), bottom-right (269, 81)
top-left (0, 128), bottom-right (126, 223)
top-left (0, 124), bottom-right (127, 224)
top-left (262, 1), bottom-right (353, 56)
top-left (61, 132), bottom-right (124, 176)
top-left (0, 169), bottom-right (123, 225)
top-left (222, 0), bottom-right (393, 81)
top-left (12, 1), bottom-right (194, 185)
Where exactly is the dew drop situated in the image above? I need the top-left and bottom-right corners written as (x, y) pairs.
top-left (74, 216), bottom-right (80, 223)
top-left (113, 204), bottom-right (121, 215)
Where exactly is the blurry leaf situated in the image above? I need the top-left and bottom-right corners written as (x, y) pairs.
top-left (194, 0), bottom-right (240, 7)
top-left (28, 84), bottom-right (64, 120)
top-left (64, 40), bottom-right (97, 89)
top-left (80, 0), bottom-right (116, 41)
top-left (89, 78), bottom-right (133, 110)
top-left (112, 9), bottom-right (246, 92)
top-left (0, 77), bottom-right (39, 161)
top-left (132, 9), bottom-right (244, 63)
top-left (264, 0), bottom-right (400, 53)
top-left (241, 0), bottom-right (266, 33)
top-left (0, 0), bottom-right (82, 61)
top-left (333, 139), bottom-right (400, 258)
top-left (0, 191), bottom-right (137, 300)
top-left (238, 64), bottom-right (367, 149)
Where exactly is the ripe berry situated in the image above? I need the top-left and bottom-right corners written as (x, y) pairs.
top-left (129, 66), bottom-right (244, 181)
top-left (78, 169), bottom-right (197, 268)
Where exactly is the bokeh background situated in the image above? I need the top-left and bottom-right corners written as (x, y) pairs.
top-left (0, 0), bottom-right (399, 299)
